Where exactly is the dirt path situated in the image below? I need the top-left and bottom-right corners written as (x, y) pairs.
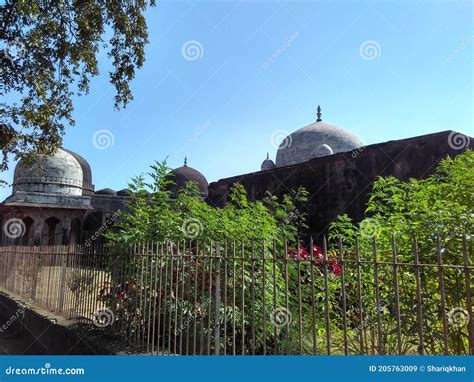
top-left (0, 335), bottom-right (30, 355)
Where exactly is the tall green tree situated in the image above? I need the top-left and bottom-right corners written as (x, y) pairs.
top-left (1, 0), bottom-right (156, 177)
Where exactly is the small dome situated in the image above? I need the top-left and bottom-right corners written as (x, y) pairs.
top-left (13, 148), bottom-right (94, 196)
top-left (95, 188), bottom-right (116, 196)
top-left (168, 159), bottom-right (208, 197)
top-left (261, 153), bottom-right (276, 171)
top-left (275, 106), bottom-right (363, 167)
top-left (117, 188), bottom-right (131, 197)
top-left (314, 143), bottom-right (334, 157)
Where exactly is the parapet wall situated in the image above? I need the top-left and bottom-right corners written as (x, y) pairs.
top-left (207, 131), bottom-right (473, 240)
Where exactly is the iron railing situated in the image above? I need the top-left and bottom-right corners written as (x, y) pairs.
top-left (0, 236), bottom-right (472, 355)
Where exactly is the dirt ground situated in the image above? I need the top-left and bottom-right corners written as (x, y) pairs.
top-left (0, 334), bottom-right (30, 355)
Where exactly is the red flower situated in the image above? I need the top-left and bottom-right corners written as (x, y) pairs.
top-left (329, 261), bottom-right (341, 276)
top-left (287, 243), bottom-right (342, 277)
top-left (287, 244), bottom-right (310, 260)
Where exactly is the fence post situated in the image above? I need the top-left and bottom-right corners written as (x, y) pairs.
top-left (436, 235), bottom-right (449, 355)
top-left (372, 237), bottom-right (383, 355)
top-left (57, 246), bottom-right (68, 314)
top-left (214, 242), bottom-right (221, 355)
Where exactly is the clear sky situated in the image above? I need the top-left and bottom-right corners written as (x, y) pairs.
top-left (1, 0), bottom-right (473, 200)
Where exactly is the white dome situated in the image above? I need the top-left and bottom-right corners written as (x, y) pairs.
top-left (314, 143), bottom-right (334, 157)
top-left (13, 148), bottom-right (93, 196)
top-left (275, 120), bottom-right (363, 167)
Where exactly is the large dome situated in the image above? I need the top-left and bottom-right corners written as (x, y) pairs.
top-left (275, 108), bottom-right (363, 167)
top-left (13, 148), bottom-right (94, 196)
top-left (168, 159), bottom-right (209, 197)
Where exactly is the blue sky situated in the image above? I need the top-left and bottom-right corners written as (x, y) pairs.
top-left (1, 0), bottom-right (473, 200)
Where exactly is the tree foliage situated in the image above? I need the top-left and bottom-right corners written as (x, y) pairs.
top-left (328, 150), bottom-right (474, 354)
top-left (106, 160), bottom-right (308, 244)
top-left (1, 0), bottom-right (155, 176)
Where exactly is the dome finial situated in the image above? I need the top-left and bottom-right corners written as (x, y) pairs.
top-left (184, 157), bottom-right (187, 166)
top-left (266, 152), bottom-right (269, 160)
top-left (316, 105), bottom-right (322, 122)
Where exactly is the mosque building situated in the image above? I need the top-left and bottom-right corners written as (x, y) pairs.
top-left (1, 106), bottom-right (472, 244)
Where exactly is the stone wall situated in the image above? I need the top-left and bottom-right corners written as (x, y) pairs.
top-left (208, 130), bottom-right (473, 241)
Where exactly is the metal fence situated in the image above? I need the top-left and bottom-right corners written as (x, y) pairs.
top-left (0, 236), bottom-right (472, 355)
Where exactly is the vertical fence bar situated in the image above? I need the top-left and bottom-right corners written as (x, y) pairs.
top-left (309, 237), bottom-right (317, 355)
top-left (462, 235), bottom-right (474, 355)
top-left (192, 241), bottom-right (199, 355)
top-left (161, 243), bottom-right (169, 355)
top-left (272, 240), bottom-right (278, 355)
top-left (322, 237), bottom-right (331, 355)
top-left (214, 242), bottom-right (221, 355)
top-left (151, 243), bottom-right (159, 355)
top-left (355, 238), bottom-right (365, 354)
top-left (284, 238), bottom-right (290, 354)
top-left (185, 240), bottom-right (192, 355)
top-left (339, 239), bottom-right (348, 355)
top-left (207, 242), bottom-right (213, 355)
top-left (436, 236), bottom-right (449, 355)
top-left (241, 242), bottom-right (245, 355)
top-left (179, 241), bottom-right (186, 355)
top-left (168, 243), bottom-right (175, 355)
top-left (223, 241), bottom-right (228, 356)
top-left (391, 235), bottom-right (402, 355)
top-left (413, 237), bottom-right (424, 355)
top-left (297, 237), bottom-right (303, 355)
top-left (261, 240), bottom-right (267, 356)
top-left (372, 237), bottom-right (383, 355)
top-left (250, 239), bottom-right (256, 355)
top-left (232, 240), bottom-right (237, 356)
top-left (173, 242), bottom-right (181, 355)
top-left (200, 242), bottom-right (206, 355)
top-left (57, 249), bottom-right (67, 314)
top-left (250, 240), bottom-right (256, 355)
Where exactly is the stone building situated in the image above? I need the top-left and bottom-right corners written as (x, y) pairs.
top-left (1, 106), bottom-right (472, 244)
top-left (0, 148), bottom-right (128, 245)
top-left (0, 150), bottom-right (210, 246)
top-left (207, 108), bottom-right (473, 240)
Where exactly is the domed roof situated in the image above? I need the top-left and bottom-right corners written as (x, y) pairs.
top-left (168, 158), bottom-right (209, 197)
top-left (116, 188), bottom-right (131, 197)
top-left (261, 153), bottom-right (276, 171)
top-left (95, 188), bottom-right (116, 196)
top-left (314, 143), bottom-right (334, 157)
top-left (275, 106), bottom-right (363, 167)
top-left (13, 148), bottom-right (94, 196)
